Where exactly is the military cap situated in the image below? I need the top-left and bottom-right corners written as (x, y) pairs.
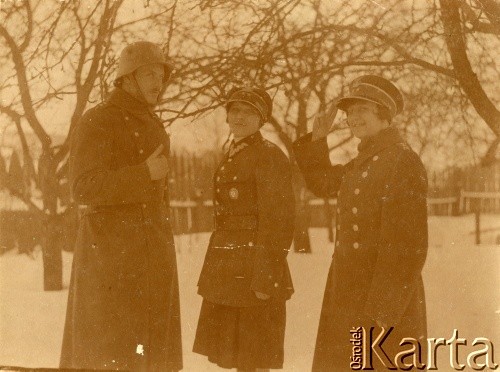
top-left (336, 75), bottom-right (404, 118)
top-left (226, 87), bottom-right (273, 122)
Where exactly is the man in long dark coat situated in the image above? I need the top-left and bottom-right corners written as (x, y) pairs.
top-left (60, 41), bottom-right (182, 371)
top-left (294, 75), bottom-right (428, 371)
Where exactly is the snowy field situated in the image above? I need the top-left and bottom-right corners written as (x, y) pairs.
top-left (1, 214), bottom-right (499, 371)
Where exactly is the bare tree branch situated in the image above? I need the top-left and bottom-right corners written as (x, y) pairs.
top-left (441, 0), bottom-right (500, 137)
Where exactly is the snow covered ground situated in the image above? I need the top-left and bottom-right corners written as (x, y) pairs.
top-left (0, 214), bottom-right (499, 371)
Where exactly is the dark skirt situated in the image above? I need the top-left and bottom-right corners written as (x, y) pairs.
top-left (193, 299), bottom-right (287, 369)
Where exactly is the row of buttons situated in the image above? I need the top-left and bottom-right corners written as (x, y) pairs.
top-left (334, 155), bottom-right (379, 250)
top-left (336, 171), bottom-right (363, 248)
top-left (125, 116), bottom-right (147, 156)
top-left (216, 160), bottom-right (237, 195)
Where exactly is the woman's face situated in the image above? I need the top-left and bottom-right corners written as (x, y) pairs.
top-left (346, 101), bottom-right (389, 139)
top-left (226, 102), bottom-right (262, 140)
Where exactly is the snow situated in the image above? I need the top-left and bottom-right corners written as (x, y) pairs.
top-left (0, 214), bottom-right (499, 370)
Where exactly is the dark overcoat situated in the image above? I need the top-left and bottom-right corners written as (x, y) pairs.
top-left (197, 132), bottom-right (295, 307)
top-left (60, 89), bottom-right (182, 371)
top-left (294, 127), bottom-right (428, 371)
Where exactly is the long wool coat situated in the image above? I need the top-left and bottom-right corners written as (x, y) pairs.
top-left (294, 127), bottom-right (428, 371)
top-left (197, 132), bottom-right (295, 307)
top-left (60, 89), bottom-right (182, 371)
top-left (194, 132), bottom-right (295, 369)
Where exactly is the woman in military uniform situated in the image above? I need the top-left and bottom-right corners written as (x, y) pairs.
top-left (194, 88), bottom-right (295, 371)
top-left (294, 75), bottom-right (428, 371)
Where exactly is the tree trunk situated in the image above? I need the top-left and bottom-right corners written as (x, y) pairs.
top-left (42, 213), bottom-right (63, 291)
top-left (39, 149), bottom-right (64, 291)
top-left (440, 0), bottom-right (500, 137)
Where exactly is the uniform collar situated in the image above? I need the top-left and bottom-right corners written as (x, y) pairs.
top-left (234, 131), bottom-right (262, 146)
top-left (107, 88), bottom-right (153, 114)
top-left (227, 131), bottom-right (262, 158)
top-left (354, 127), bottom-right (404, 166)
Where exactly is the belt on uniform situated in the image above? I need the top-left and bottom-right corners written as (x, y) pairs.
top-left (214, 215), bottom-right (258, 230)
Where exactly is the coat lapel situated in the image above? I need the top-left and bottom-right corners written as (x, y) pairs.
top-left (354, 127), bottom-right (404, 168)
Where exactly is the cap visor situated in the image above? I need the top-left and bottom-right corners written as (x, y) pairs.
top-left (226, 99), bottom-right (266, 121)
top-left (336, 96), bottom-right (385, 111)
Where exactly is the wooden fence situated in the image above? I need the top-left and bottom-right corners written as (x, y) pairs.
top-left (427, 162), bottom-right (500, 215)
top-left (168, 151), bottom-right (221, 202)
top-left (169, 152), bottom-right (500, 216)
top-left (1, 153), bottom-right (499, 253)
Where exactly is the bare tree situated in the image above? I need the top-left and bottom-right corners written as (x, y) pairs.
top-left (440, 0), bottom-right (500, 165)
top-left (0, 0), bottom-right (176, 289)
top-left (158, 0), bottom-right (497, 167)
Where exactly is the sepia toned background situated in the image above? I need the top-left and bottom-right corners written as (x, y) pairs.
top-left (0, 0), bottom-right (499, 370)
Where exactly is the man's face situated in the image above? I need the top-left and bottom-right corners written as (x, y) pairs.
top-left (226, 102), bottom-right (262, 140)
top-left (133, 64), bottom-right (165, 106)
top-left (346, 101), bottom-right (389, 139)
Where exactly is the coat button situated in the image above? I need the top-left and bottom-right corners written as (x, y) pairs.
top-left (139, 149), bottom-right (144, 154)
top-left (220, 166), bottom-right (225, 170)
top-left (248, 241), bottom-right (254, 247)
top-left (124, 116), bottom-right (130, 121)
top-left (362, 171), bottom-right (368, 178)
top-left (336, 208), bottom-right (340, 214)
top-left (274, 282), bottom-right (279, 288)
top-left (134, 131), bottom-right (139, 137)
top-left (233, 176), bottom-right (238, 180)
top-left (353, 242), bottom-right (359, 249)
top-left (353, 224), bottom-right (359, 231)
top-left (216, 176), bottom-right (220, 181)
top-left (354, 188), bottom-right (360, 195)
top-left (142, 204), bottom-right (146, 209)
top-left (228, 158), bottom-right (233, 162)
top-left (229, 188), bottom-right (239, 199)
top-left (352, 207), bottom-right (358, 214)
top-left (373, 155), bottom-right (379, 161)
top-left (216, 188), bottom-right (220, 193)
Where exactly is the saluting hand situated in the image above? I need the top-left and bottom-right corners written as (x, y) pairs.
top-left (312, 101), bottom-right (338, 141)
top-left (146, 144), bottom-right (169, 180)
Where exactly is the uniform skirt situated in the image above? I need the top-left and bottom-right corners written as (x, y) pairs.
top-left (193, 299), bottom-right (287, 369)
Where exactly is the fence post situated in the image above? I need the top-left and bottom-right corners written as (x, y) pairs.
top-left (192, 189), bottom-right (204, 233)
top-left (474, 200), bottom-right (481, 245)
top-left (458, 189), bottom-right (464, 214)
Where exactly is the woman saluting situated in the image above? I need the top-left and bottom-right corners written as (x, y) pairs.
top-left (194, 87), bottom-right (295, 371)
